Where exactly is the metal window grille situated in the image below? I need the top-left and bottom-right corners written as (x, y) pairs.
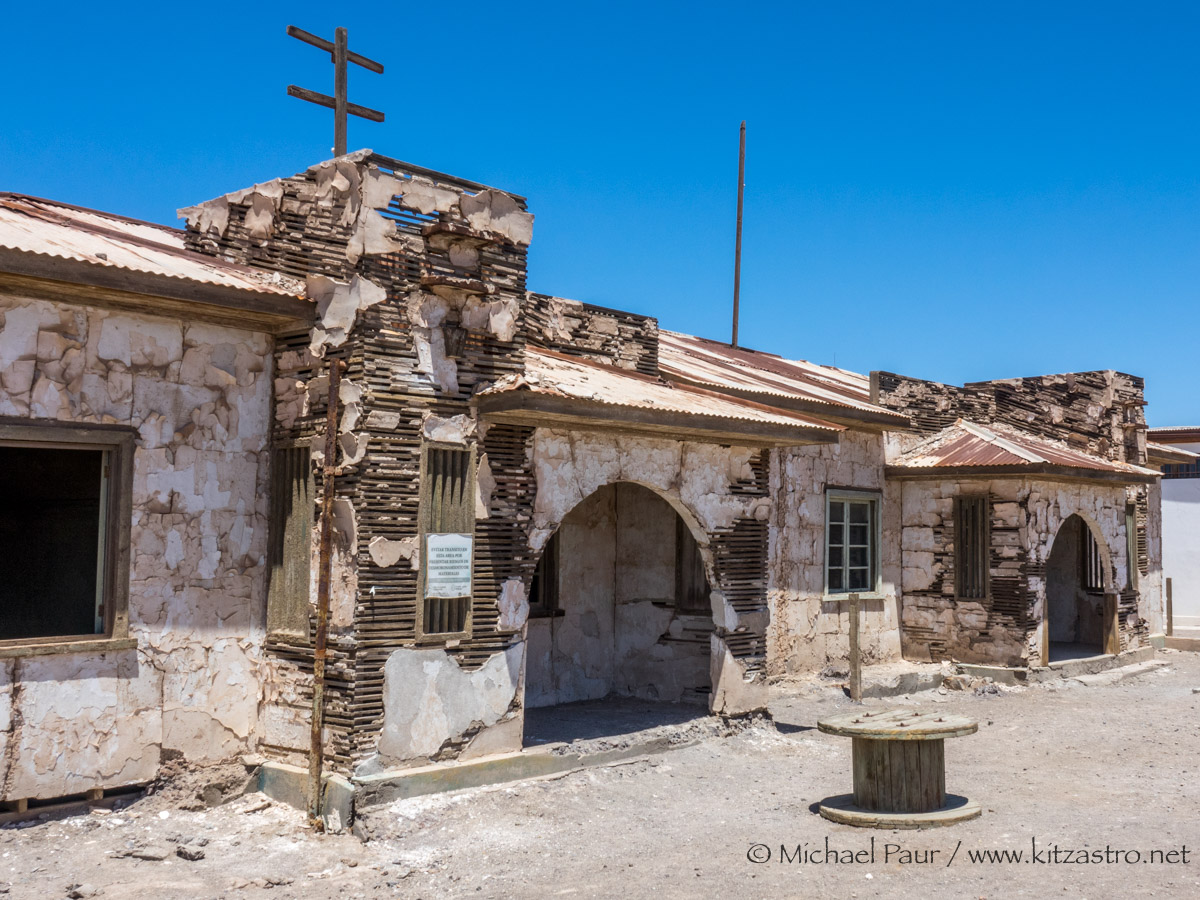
top-left (267, 445), bottom-right (313, 637)
top-left (419, 446), bottom-right (474, 635)
top-left (954, 495), bottom-right (990, 600)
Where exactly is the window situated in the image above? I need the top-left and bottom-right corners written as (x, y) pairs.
top-left (826, 490), bottom-right (880, 594)
top-left (267, 444), bottom-right (313, 637)
top-left (1081, 524), bottom-right (1105, 591)
top-left (1163, 460), bottom-right (1200, 479)
top-left (418, 444), bottom-right (476, 637)
top-left (954, 495), bottom-right (990, 600)
top-left (1125, 503), bottom-right (1138, 591)
top-left (0, 420), bottom-right (133, 649)
top-left (529, 531), bottom-right (560, 618)
top-left (674, 517), bottom-right (711, 614)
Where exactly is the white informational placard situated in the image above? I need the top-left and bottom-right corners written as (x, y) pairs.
top-left (424, 533), bottom-right (473, 599)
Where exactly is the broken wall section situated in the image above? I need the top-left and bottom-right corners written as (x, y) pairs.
top-left (898, 476), bottom-right (1151, 666)
top-left (525, 293), bottom-right (659, 376)
top-left (196, 152), bottom-right (538, 771)
top-left (0, 294), bottom-right (272, 801)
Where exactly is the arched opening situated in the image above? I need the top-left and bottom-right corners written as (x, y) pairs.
top-left (523, 482), bottom-right (715, 744)
top-left (1045, 514), bottom-right (1108, 662)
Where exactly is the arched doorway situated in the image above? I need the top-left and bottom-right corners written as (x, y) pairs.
top-left (523, 482), bottom-right (715, 741)
top-left (1045, 514), bottom-right (1109, 662)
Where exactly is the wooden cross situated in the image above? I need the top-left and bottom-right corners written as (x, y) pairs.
top-left (287, 25), bottom-right (385, 157)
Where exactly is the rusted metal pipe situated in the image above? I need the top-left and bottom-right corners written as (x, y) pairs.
top-left (732, 120), bottom-right (746, 349)
top-left (309, 356), bottom-right (344, 826)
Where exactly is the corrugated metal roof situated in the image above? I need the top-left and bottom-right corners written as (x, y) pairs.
top-left (484, 348), bottom-right (843, 433)
top-left (1147, 440), bottom-right (1200, 462)
top-left (658, 330), bottom-right (905, 420)
top-left (0, 194), bottom-right (304, 298)
top-left (893, 419), bottom-right (1159, 477)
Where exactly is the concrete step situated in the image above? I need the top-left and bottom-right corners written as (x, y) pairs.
top-left (1069, 658), bottom-right (1171, 687)
top-left (1165, 635), bottom-right (1200, 652)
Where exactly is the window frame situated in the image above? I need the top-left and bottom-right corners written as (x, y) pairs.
top-left (824, 488), bottom-right (883, 599)
top-left (528, 530), bottom-right (562, 619)
top-left (266, 439), bottom-right (314, 640)
top-left (0, 417), bottom-right (135, 658)
top-left (1125, 502), bottom-right (1138, 591)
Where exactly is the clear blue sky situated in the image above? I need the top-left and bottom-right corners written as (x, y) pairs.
top-left (3, 2), bottom-right (1197, 425)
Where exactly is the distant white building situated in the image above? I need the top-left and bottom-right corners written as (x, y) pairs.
top-left (1149, 428), bottom-right (1200, 635)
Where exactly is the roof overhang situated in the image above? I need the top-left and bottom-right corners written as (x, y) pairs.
top-left (885, 463), bottom-right (1158, 485)
top-left (661, 373), bottom-right (911, 431)
top-left (0, 248), bottom-right (312, 333)
top-left (475, 390), bottom-right (842, 448)
top-left (1147, 442), bottom-right (1200, 466)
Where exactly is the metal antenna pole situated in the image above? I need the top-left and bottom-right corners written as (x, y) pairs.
top-left (732, 120), bottom-right (746, 348)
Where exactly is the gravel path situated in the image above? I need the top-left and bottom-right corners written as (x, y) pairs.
top-left (4, 651), bottom-right (1198, 899)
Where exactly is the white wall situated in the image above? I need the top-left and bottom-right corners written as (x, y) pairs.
top-left (0, 295), bottom-right (272, 801)
top-left (1161, 450), bottom-right (1200, 630)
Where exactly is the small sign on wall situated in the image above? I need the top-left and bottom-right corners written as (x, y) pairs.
top-left (424, 533), bottom-right (473, 599)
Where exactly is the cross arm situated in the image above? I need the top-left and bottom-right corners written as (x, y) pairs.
top-left (287, 85), bottom-right (385, 123)
top-left (286, 25), bottom-right (385, 73)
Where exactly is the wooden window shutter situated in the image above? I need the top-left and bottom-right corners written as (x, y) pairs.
top-left (954, 495), bottom-right (989, 600)
top-left (267, 444), bottom-right (313, 637)
top-left (418, 444), bottom-right (476, 636)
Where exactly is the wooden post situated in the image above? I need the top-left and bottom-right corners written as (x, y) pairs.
top-left (1103, 592), bottom-right (1121, 656)
top-left (848, 592), bottom-right (862, 702)
top-left (1166, 577), bottom-right (1174, 637)
top-left (309, 357), bottom-right (343, 827)
top-left (333, 27), bottom-right (348, 157)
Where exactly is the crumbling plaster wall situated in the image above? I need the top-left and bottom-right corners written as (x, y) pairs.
top-left (527, 429), bottom-right (770, 715)
top-left (0, 294), bottom-right (272, 801)
top-left (767, 430), bottom-right (902, 677)
top-left (897, 476), bottom-right (1148, 666)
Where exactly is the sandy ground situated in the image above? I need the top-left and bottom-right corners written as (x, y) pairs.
top-left (3, 650), bottom-right (1199, 899)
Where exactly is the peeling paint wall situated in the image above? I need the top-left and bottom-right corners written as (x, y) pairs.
top-left (767, 431), bottom-right (903, 676)
top-left (184, 153), bottom-right (536, 771)
top-left (0, 294), bottom-right (272, 801)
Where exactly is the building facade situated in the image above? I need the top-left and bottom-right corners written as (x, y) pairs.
top-left (0, 153), bottom-right (1165, 804)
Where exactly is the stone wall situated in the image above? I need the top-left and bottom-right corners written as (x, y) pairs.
top-left (0, 294), bottom-right (272, 801)
top-left (767, 430), bottom-right (903, 676)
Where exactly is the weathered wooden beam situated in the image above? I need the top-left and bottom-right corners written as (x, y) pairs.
top-left (286, 85), bottom-right (385, 123)
top-left (286, 25), bottom-right (384, 72)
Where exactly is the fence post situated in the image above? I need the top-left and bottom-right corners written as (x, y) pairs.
top-left (848, 592), bottom-right (862, 702)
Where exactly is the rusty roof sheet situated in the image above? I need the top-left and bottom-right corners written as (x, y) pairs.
top-left (658, 330), bottom-right (905, 421)
top-left (482, 348), bottom-right (844, 433)
top-left (893, 420), bottom-right (1160, 477)
top-left (1147, 441), bottom-right (1200, 463)
top-left (0, 194), bottom-right (304, 298)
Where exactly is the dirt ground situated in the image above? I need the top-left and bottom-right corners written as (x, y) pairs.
top-left (4, 651), bottom-right (1199, 900)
